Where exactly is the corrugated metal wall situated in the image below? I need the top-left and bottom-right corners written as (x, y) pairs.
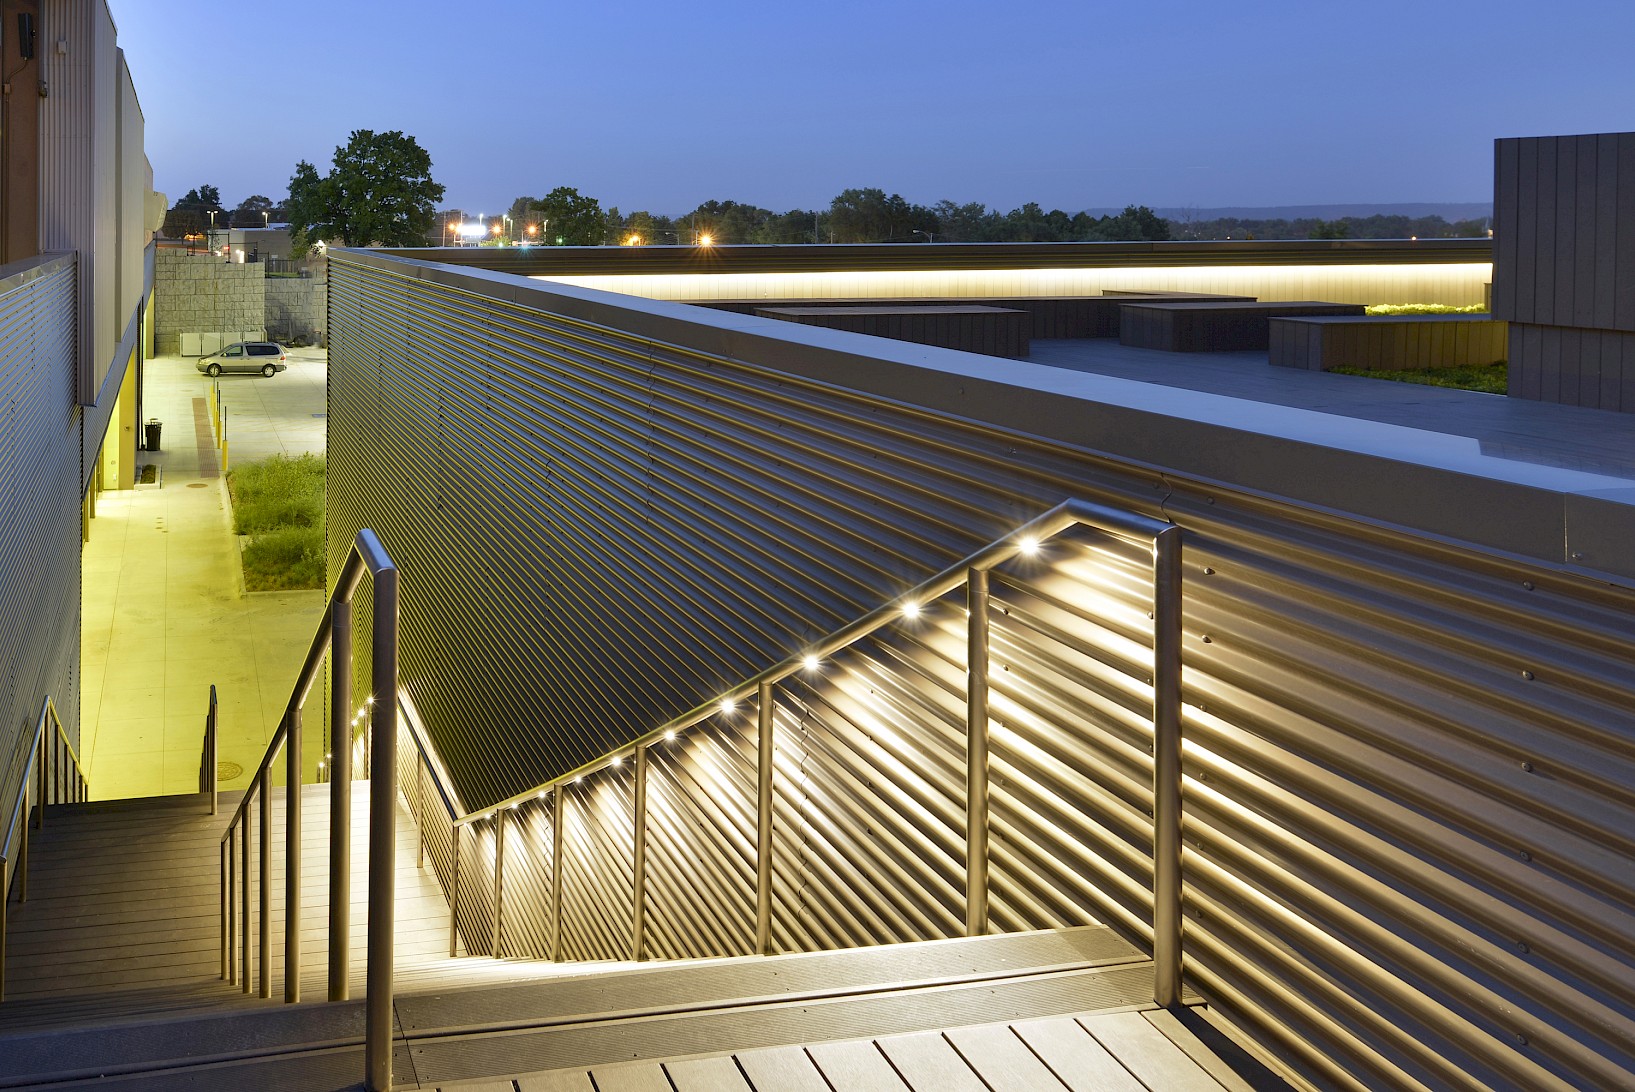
top-left (329, 253), bottom-right (1635, 1091)
top-left (0, 256), bottom-right (81, 849)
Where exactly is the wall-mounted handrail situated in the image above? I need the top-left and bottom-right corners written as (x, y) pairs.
top-left (1, 696), bottom-right (89, 1000)
top-left (218, 529), bottom-right (399, 1092)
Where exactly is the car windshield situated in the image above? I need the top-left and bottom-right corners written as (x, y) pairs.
top-left (223, 345), bottom-right (243, 357)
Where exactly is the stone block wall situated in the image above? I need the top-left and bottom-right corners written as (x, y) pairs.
top-left (265, 273), bottom-right (327, 346)
top-left (153, 250), bottom-right (266, 354)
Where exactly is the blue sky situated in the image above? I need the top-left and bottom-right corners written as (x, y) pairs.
top-left (117, 0), bottom-right (1635, 217)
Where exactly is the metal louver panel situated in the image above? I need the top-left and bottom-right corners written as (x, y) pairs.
top-left (329, 251), bottom-right (1635, 1091)
top-left (0, 256), bottom-right (81, 822)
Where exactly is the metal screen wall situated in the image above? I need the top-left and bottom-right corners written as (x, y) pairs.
top-left (329, 253), bottom-right (1635, 1091)
top-left (0, 257), bottom-right (82, 849)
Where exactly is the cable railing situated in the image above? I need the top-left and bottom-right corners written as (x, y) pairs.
top-left (0, 696), bottom-right (90, 1001)
top-left (217, 528), bottom-right (400, 1092)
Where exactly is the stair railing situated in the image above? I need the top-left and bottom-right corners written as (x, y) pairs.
top-left (217, 528), bottom-right (400, 1092)
top-left (0, 696), bottom-right (90, 1001)
top-left (198, 685), bottom-right (218, 816)
top-left (430, 498), bottom-right (1183, 1007)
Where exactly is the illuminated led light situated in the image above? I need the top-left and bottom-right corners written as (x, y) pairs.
top-left (664, 729), bottom-right (678, 741)
top-left (802, 654), bottom-right (820, 671)
top-left (720, 698), bottom-right (737, 714)
top-left (611, 755), bottom-right (623, 767)
top-left (574, 775), bottom-right (584, 784)
top-left (1018, 536), bottom-right (1039, 556)
top-left (509, 801), bottom-right (520, 809)
top-left (365, 696), bottom-right (375, 705)
top-left (698, 233), bottom-right (714, 246)
top-left (537, 790), bottom-right (546, 800)
top-left (901, 601), bottom-right (920, 619)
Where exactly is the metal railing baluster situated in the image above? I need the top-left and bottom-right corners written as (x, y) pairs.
top-left (1151, 525), bottom-right (1184, 1009)
top-left (329, 596), bottom-right (352, 1003)
top-left (448, 823), bottom-right (461, 957)
top-left (966, 568), bottom-right (990, 938)
top-left (632, 746), bottom-right (647, 961)
top-left (285, 707), bottom-right (302, 1003)
top-left (755, 682), bottom-right (774, 956)
top-left (258, 769), bottom-right (271, 999)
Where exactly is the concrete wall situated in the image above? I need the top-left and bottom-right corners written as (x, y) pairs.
top-left (1494, 132), bottom-right (1635, 411)
top-left (153, 249), bottom-right (265, 353)
top-left (264, 271), bottom-right (326, 345)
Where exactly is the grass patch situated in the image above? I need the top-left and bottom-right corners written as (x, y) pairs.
top-left (228, 453), bottom-right (325, 534)
top-left (241, 525), bottom-right (326, 591)
top-left (1329, 362), bottom-right (1508, 394)
top-left (228, 454), bottom-right (326, 590)
top-left (1365, 303), bottom-right (1488, 316)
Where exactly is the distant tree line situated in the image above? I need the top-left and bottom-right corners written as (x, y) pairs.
top-left (1171, 213), bottom-right (1490, 241)
top-left (161, 185), bottom-right (286, 238)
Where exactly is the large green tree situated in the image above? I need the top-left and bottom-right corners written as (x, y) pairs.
top-left (286, 130), bottom-right (445, 252)
top-left (511, 187), bottom-right (603, 245)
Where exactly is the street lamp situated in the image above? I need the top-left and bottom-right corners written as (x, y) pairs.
top-left (262, 210), bottom-right (270, 228)
top-left (698, 233), bottom-right (714, 247)
top-left (912, 229), bottom-right (936, 244)
top-left (501, 213), bottom-right (513, 243)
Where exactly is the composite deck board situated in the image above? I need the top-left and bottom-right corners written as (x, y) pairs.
top-left (0, 780), bottom-right (450, 1022)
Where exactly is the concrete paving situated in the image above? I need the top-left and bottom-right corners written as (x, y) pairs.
top-left (79, 348), bottom-right (328, 800)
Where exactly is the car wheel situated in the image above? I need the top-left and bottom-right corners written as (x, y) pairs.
top-left (261, 363), bottom-right (277, 377)
top-left (206, 363), bottom-right (221, 377)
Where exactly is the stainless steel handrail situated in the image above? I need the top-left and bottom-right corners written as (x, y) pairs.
top-left (413, 498), bottom-right (1183, 1006)
top-left (0, 696), bottom-right (89, 1001)
top-left (217, 529), bottom-right (400, 1092)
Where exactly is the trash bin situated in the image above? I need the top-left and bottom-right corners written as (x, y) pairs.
top-left (144, 418), bottom-right (161, 452)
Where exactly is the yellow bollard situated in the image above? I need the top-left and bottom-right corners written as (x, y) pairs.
top-left (221, 438), bottom-right (229, 474)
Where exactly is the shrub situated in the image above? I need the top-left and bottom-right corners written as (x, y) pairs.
top-left (1365, 303), bottom-right (1488, 316)
top-left (241, 524), bottom-right (326, 591)
top-left (1330, 362), bottom-right (1508, 394)
top-left (228, 453), bottom-right (325, 535)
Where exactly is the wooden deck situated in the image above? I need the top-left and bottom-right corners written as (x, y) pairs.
top-left (0, 781), bottom-right (452, 1028)
top-left (461, 1007), bottom-right (1256, 1092)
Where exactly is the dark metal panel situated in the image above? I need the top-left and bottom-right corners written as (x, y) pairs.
top-left (1554, 136), bottom-right (1578, 325)
top-left (1514, 138), bottom-right (1540, 323)
top-left (1574, 136), bottom-right (1598, 329)
top-left (1493, 139), bottom-right (1519, 320)
top-left (1535, 137), bottom-right (1557, 327)
top-left (1619, 135), bottom-right (1635, 332)
top-left (1595, 134), bottom-right (1621, 330)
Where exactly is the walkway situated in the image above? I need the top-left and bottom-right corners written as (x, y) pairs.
top-left (79, 350), bottom-right (328, 800)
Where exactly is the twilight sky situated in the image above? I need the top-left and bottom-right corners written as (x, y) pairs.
top-left (117, 0), bottom-right (1635, 218)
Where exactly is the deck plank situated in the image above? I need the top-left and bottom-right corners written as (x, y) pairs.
top-left (807, 1040), bottom-right (909, 1089)
top-left (514, 1073), bottom-right (594, 1092)
top-left (734, 1045), bottom-right (831, 1092)
top-left (874, 1031), bottom-right (987, 1092)
top-left (665, 1055), bottom-right (754, 1090)
top-left (1080, 1010), bottom-right (1225, 1091)
top-left (1011, 1016), bottom-right (1146, 1092)
top-left (944, 1024), bottom-right (1068, 1091)
top-left (584, 1061), bottom-right (674, 1092)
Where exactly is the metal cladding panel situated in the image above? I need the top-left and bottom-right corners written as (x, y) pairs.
top-left (559, 774), bottom-right (635, 962)
top-left (644, 719), bottom-right (757, 960)
top-left (0, 256), bottom-right (81, 818)
top-left (329, 255), bottom-right (1635, 1090)
top-left (768, 618), bottom-right (969, 952)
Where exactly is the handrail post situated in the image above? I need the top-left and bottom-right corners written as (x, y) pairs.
top-left (966, 567), bottom-right (990, 937)
top-left (285, 706), bottom-right (302, 1003)
top-left (241, 811), bottom-right (251, 993)
top-left (632, 745), bottom-right (647, 961)
top-left (259, 770), bottom-right (272, 999)
top-left (220, 841), bottom-right (228, 980)
top-left (755, 681), bottom-right (774, 955)
top-left (550, 785), bottom-right (563, 961)
top-left (416, 755), bottom-right (426, 869)
top-left (491, 809), bottom-right (506, 957)
top-left (1151, 525), bottom-right (1184, 1008)
top-left (449, 823), bottom-right (462, 957)
top-left (227, 832), bottom-right (237, 984)
top-left (329, 596), bottom-right (353, 1002)
top-left (36, 731), bottom-right (46, 829)
top-left (364, 560), bottom-right (399, 1092)
top-left (209, 686), bottom-right (219, 816)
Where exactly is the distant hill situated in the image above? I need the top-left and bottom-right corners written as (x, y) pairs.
top-left (1085, 203), bottom-right (1492, 223)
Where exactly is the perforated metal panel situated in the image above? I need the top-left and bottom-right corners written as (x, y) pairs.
top-left (329, 252), bottom-right (1635, 1092)
top-left (0, 256), bottom-right (82, 840)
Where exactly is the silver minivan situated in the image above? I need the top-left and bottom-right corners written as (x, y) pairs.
top-left (196, 341), bottom-right (288, 377)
